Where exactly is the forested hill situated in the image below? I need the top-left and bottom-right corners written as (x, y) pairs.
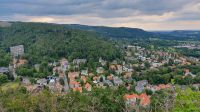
top-left (0, 22), bottom-right (121, 64)
top-left (65, 24), bottom-right (153, 39)
top-left (153, 30), bottom-right (200, 40)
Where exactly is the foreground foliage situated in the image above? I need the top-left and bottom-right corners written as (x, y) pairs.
top-left (0, 86), bottom-right (126, 112)
top-left (173, 88), bottom-right (200, 112)
top-left (0, 84), bottom-right (200, 112)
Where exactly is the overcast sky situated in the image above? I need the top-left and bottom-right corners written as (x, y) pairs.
top-left (0, 0), bottom-right (200, 30)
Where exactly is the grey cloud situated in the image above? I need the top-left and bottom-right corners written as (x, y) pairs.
top-left (0, 0), bottom-right (194, 17)
top-left (0, 0), bottom-right (200, 23)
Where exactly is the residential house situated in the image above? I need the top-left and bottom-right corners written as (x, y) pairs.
top-left (68, 72), bottom-right (80, 80)
top-left (22, 77), bottom-right (31, 85)
top-left (96, 82), bottom-right (106, 88)
top-left (0, 67), bottom-right (9, 74)
top-left (88, 73), bottom-right (94, 77)
top-left (124, 93), bottom-right (150, 108)
top-left (49, 78), bottom-right (56, 92)
top-left (37, 78), bottom-right (47, 86)
top-left (53, 66), bottom-right (62, 75)
top-left (73, 87), bottom-right (83, 93)
top-left (73, 59), bottom-right (86, 65)
top-left (96, 67), bottom-right (104, 74)
top-left (60, 58), bottom-right (68, 71)
top-left (107, 74), bottom-right (114, 81)
top-left (85, 83), bottom-right (92, 91)
top-left (81, 69), bottom-right (88, 76)
top-left (109, 65), bottom-right (116, 71)
top-left (192, 84), bottom-right (200, 91)
top-left (113, 76), bottom-right (123, 86)
top-left (127, 45), bottom-right (137, 50)
top-left (137, 80), bottom-right (148, 87)
top-left (135, 85), bottom-right (145, 93)
top-left (47, 76), bottom-right (55, 80)
top-left (116, 65), bottom-right (123, 75)
top-left (138, 93), bottom-right (150, 107)
top-left (126, 51), bottom-right (132, 57)
top-left (104, 80), bottom-right (113, 87)
top-left (69, 80), bottom-right (82, 93)
top-left (135, 80), bottom-right (148, 93)
top-left (69, 81), bottom-right (80, 88)
top-left (174, 59), bottom-right (182, 64)
top-left (93, 76), bottom-right (99, 84)
top-left (146, 84), bottom-right (172, 93)
top-left (123, 72), bottom-right (132, 79)
top-left (189, 57), bottom-right (199, 62)
top-left (48, 61), bottom-right (59, 67)
top-left (99, 57), bottom-right (107, 66)
top-left (184, 69), bottom-right (196, 78)
top-left (81, 76), bottom-right (87, 83)
top-left (123, 94), bottom-right (138, 107)
top-left (123, 65), bottom-right (133, 72)
top-left (151, 62), bottom-right (162, 68)
top-left (126, 84), bottom-right (132, 90)
top-left (124, 77), bottom-right (133, 83)
top-left (99, 75), bottom-right (106, 82)
top-left (111, 60), bottom-right (118, 65)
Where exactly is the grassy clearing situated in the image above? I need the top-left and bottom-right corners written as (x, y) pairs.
top-left (1, 82), bottom-right (20, 92)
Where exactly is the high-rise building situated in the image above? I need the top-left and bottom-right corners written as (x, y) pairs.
top-left (10, 45), bottom-right (24, 57)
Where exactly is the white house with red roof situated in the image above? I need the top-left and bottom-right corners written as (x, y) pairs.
top-left (85, 83), bottom-right (92, 91)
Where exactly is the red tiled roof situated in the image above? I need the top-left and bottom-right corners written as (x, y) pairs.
top-left (124, 94), bottom-right (138, 100)
top-left (158, 84), bottom-right (172, 90)
top-left (73, 87), bottom-right (82, 93)
top-left (107, 75), bottom-right (113, 80)
top-left (85, 83), bottom-right (91, 88)
top-left (124, 93), bottom-right (150, 107)
top-left (139, 93), bottom-right (150, 106)
top-left (109, 65), bottom-right (116, 70)
top-left (89, 73), bottom-right (94, 76)
top-left (70, 81), bottom-right (80, 85)
top-left (68, 72), bottom-right (80, 78)
top-left (93, 76), bottom-right (98, 81)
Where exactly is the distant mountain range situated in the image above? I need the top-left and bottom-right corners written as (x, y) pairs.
top-left (153, 30), bottom-right (200, 40)
top-left (65, 24), bottom-right (154, 39)
top-left (65, 24), bottom-right (200, 40)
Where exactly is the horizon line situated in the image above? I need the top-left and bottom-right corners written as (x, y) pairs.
top-left (1, 20), bottom-right (200, 32)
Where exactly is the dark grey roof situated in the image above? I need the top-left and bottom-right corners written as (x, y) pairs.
top-left (137, 80), bottom-right (148, 86)
top-left (0, 67), bottom-right (9, 73)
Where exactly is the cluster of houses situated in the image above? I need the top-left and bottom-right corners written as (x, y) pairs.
top-left (0, 44), bottom-right (199, 110)
top-left (124, 81), bottom-right (172, 108)
top-left (22, 76), bottom-right (63, 93)
top-left (21, 59), bottom-right (68, 93)
top-left (174, 43), bottom-right (200, 50)
top-left (125, 45), bottom-right (196, 69)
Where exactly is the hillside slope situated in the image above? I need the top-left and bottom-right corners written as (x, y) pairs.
top-left (0, 22), bottom-right (121, 64)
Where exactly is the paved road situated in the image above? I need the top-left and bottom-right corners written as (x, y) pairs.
top-left (10, 58), bottom-right (18, 79)
top-left (63, 70), bottom-right (70, 92)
